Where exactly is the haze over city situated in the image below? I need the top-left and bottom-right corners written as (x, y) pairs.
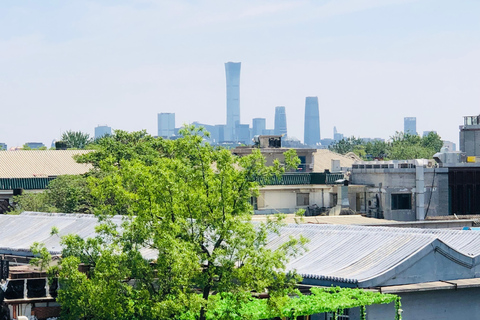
top-left (1, 0), bottom-right (480, 148)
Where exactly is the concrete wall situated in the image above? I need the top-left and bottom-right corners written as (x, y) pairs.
top-left (256, 185), bottom-right (366, 214)
top-left (365, 287), bottom-right (480, 320)
top-left (460, 127), bottom-right (480, 156)
top-left (352, 168), bottom-right (449, 221)
top-left (257, 185), bottom-right (333, 214)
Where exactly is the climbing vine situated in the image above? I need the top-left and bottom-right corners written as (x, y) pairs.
top-left (395, 297), bottom-right (403, 320)
top-left (203, 287), bottom-right (400, 320)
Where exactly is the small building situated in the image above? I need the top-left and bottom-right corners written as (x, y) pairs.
top-left (459, 114), bottom-right (480, 156)
top-left (351, 159), bottom-right (448, 221)
top-left (0, 150), bottom-right (93, 213)
top-left (278, 223), bottom-right (480, 320)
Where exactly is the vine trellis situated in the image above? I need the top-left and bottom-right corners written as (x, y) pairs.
top-left (202, 287), bottom-right (401, 320)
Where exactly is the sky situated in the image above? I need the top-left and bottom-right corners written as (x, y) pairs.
top-left (1, 0), bottom-right (480, 148)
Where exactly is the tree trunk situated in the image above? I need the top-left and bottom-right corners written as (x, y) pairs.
top-left (199, 284), bottom-right (211, 320)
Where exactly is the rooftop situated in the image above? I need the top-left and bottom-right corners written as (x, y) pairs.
top-left (3, 212), bottom-right (480, 289)
top-left (0, 150), bottom-right (92, 178)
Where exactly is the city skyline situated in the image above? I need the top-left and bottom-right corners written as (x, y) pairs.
top-left (1, 1), bottom-right (480, 148)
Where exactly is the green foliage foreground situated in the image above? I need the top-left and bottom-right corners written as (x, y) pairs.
top-left (205, 288), bottom-right (400, 320)
top-left (29, 127), bottom-right (400, 320)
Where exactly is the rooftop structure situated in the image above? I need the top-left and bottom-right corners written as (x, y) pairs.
top-left (459, 114), bottom-right (480, 157)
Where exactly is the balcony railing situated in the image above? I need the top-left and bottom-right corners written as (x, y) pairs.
top-left (257, 172), bottom-right (344, 185)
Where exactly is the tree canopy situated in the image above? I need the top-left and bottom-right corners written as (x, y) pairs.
top-left (329, 131), bottom-right (443, 160)
top-left (61, 130), bottom-right (92, 149)
top-left (43, 127), bottom-right (309, 320)
top-left (27, 128), bottom-right (400, 319)
top-left (13, 175), bottom-right (92, 214)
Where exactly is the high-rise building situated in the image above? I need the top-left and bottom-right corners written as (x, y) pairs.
top-left (158, 113), bottom-right (175, 138)
top-left (24, 142), bottom-right (45, 149)
top-left (274, 106), bottom-right (287, 136)
top-left (95, 125), bottom-right (112, 140)
top-left (252, 118), bottom-right (266, 137)
top-left (423, 131), bottom-right (437, 137)
top-left (404, 117), bottom-right (417, 135)
top-left (333, 126), bottom-right (343, 141)
top-left (304, 97), bottom-right (320, 146)
top-left (236, 124), bottom-right (251, 145)
top-left (225, 62), bottom-right (241, 141)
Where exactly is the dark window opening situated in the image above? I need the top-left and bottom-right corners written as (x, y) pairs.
top-left (296, 193), bottom-right (309, 206)
top-left (391, 194), bottom-right (412, 210)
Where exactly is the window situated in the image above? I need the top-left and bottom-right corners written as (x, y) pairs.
top-left (296, 193), bottom-right (309, 206)
top-left (327, 309), bottom-right (349, 320)
top-left (250, 196), bottom-right (258, 210)
top-left (391, 194), bottom-right (412, 210)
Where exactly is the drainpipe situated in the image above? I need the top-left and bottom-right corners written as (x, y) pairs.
top-left (415, 160), bottom-right (425, 221)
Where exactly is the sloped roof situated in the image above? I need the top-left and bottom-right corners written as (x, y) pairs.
top-left (0, 212), bottom-right (156, 259)
top-left (251, 214), bottom-right (399, 225)
top-left (0, 150), bottom-right (93, 178)
top-left (3, 213), bottom-right (480, 288)
top-left (269, 224), bottom-right (480, 287)
top-left (312, 149), bottom-right (355, 172)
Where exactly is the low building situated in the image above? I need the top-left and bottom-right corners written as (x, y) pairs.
top-left (0, 150), bottom-right (93, 212)
top-left (2, 213), bottom-right (480, 319)
top-left (278, 223), bottom-right (480, 320)
top-left (351, 159), bottom-right (448, 221)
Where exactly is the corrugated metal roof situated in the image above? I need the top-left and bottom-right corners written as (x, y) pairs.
top-left (269, 224), bottom-right (480, 286)
top-left (0, 212), bottom-right (157, 259)
top-left (0, 150), bottom-right (93, 178)
top-left (313, 149), bottom-right (355, 172)
top-left (3, 213), bottom-right (480, 286)
top-left (251, 214), bottom-right (399, 225)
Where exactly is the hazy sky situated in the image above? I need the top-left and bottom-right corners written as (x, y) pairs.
top-left (1, 0), bottom-right (480, 148)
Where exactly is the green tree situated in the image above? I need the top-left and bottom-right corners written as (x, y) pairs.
top-left (329, 137), bottom-right (363, 155)
top-left (12, 192), bottom-right (51, 214)
top-left (61, 130), bottom-right (92, 149)
top-left (389, 132), bottom-right (442, 160)
top-left (330, 132), bottom-right (443, 160)
top-left (13, 175), bottom-right (91, 214)
top-left (45, 175), bottom-right (92, 213)
top-left (49, 127), bottom-right (306, 320)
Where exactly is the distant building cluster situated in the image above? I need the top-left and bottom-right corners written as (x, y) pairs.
top-left (157, 62), bottom-right (328, 148)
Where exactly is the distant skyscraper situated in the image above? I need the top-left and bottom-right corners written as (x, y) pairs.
top-left (252, 118), bottom-right (266, 137)
top-left (24, 142), bottom-right (45, 149)
top-left (274, 106), bottom-right (287, 136)
top-left (225, 62), bottom-right (241, 141)
top-left (236, 124), bottom-right (251, 145)
top-left (158, 113), bottom-right (175, 137)
top-left (95, 125), bottom-right (112, 140)
top-left (404, 117), bottom-right (417, 135)
top-left (422, 131), bottom-right (437, 137)
top-left (333, 126), bottom-right (343, 141)
top-left (304, 97), bottom-right (320, 146)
